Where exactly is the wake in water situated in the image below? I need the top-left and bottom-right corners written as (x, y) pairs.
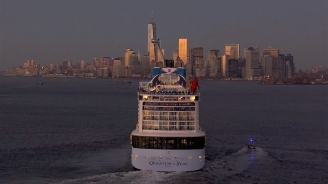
top-left (52, 147), bottom-right (271, 184)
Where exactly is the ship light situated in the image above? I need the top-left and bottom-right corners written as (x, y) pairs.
top-left (135, 155), bottom-right (138, 158)
top-left (199, 156), bottom-right (202, 159)
top-left (143, 95), bottom-right (148, 100)
top-left (158, 156), bottom-right (162, 158)
top-left (190, 96), bottom-right (195, 101)
top-left (188, 156), bottom-right (192, 159)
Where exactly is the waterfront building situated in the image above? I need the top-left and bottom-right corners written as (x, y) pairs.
top-left (261, 55), bottom-right (273, 77)
top-left (221, 54), bottom-right (229, 77)
top-left (141, 55), bottom-right (151, 78)
top-left (189, 47), bottom-right (204, 66)
top-left (263, 47), bottom-right (279, 57)
top-left (112, 58), bottom-right (123, 78)
top-left (190, 47), bottom-right (204, 75)
top-left (228, 59), bottom-right (238, 78)
top-left (285, 54), bottom-right (294, 78)
top-left (49, 64), bottom-right (55, 72)
top-left (178, 38), bottom-right (188, 65)
top-left (237, 58), bottom-right (246, 78)
top-left (278, 54), bottom-right (287, 78)
top-left (94, 57), bottom-right (101, 68)
top-left (194, 58), bottom-right (206, 78)
top-left (208, 50), bottom-right (221, 78)
top-left (124, 48), bottom-right (135, 67)
top-left (101, 57), bottom-right (112, 67)
top-left (130, 52), bottom-right (141, 76)
top-left (67, 61), bottom-right (72, 69)
top-left (81, 60), bottom-right (86, 69)
top-left (243, 46), bottom-right (248, 58)
top-left (263, 47), bottom-right (279, 78)
top-left (225, 44), bottom-right (240, 59)
top-left (75, 62), bottom-right (80, 70)
top-left (62, 60), bottom-right (68, 70)
top-left (245, 46), bottom-right (260, 79)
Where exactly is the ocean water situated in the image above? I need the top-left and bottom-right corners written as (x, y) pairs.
top-left (0, 76), bottom-right (327, 184)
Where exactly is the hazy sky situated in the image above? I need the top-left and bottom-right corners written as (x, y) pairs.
top-left (0, 0), bottom-right (327, 70)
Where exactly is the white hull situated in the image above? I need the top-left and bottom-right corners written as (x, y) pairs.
top-left (131, 148), bottom-right (205, 171)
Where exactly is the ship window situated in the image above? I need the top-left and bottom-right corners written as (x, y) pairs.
top-left (143, 102), bottom-right (195, 107)
top-left (142, 106), bottom-right (195, 111)
top-left (131, 136), bottom-right (205, 150)
top-left (142, 109), bottom-right (195, 131)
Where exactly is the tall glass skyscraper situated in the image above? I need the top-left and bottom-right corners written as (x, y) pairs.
top-left (148, 22), bottom-right (156, 62)
top-left (178, 38), bottom-right (188, 65)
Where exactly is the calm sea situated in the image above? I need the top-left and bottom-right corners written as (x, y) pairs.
top-left (0, 76), bottom-right (327, 184)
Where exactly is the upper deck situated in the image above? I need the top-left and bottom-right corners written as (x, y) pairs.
top-left (138, 67), bottom-right (199, 101)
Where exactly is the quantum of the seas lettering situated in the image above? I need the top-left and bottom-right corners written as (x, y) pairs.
top-left (149, 161), bottom-right (188, 166)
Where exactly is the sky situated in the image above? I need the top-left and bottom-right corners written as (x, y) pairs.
top-left (0, 0), bottom-right (327, 71)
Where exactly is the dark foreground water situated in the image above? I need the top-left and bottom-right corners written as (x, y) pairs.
top-left (0, 76), bottom-right (327, 184)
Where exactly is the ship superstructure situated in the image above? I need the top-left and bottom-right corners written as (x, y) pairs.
top-left (130, 67), bottom-right (205, 171)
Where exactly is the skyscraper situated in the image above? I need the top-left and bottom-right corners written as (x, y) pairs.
top-left (124, 48), bottom-right (135, 67)
top-left (245, 46), bottom-right (260, 79)
top-left (221, 54), bottom-right (229, 77)
top-left (263, 47), bottom-right (279, 57)
top-left (148, 22), bottom-right (156, 62)
top-left (263, 47), bottom-right (279, 78)
top-left (189, 47), bottom-right (204, 66)
top-left (178, 38), bottom-right (188, 65)
top-left (225, 44), bottom-right (240, 59)
top-left (80, 60), bottom-right (85, 69)
top-left (228, 59), bottom-right (238, 78)
top-left (285, 54), bottom-right (294, 78)
top-left (208, 50), bottom-right (220, 77)
top-left (190, 47), bottom-right (204, 75)
top-left (62, 60), bottom-right (68, 70)
top-left (261, 55), bottom-right (273, 77)
top-left (157, 49), bottom-right (165, 63)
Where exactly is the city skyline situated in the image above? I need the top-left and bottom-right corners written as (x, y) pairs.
top-left (1, 0), bottom-right (327, 71)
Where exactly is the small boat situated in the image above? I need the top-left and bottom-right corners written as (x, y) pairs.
top-left (248, 138), bottom-right (255, 149)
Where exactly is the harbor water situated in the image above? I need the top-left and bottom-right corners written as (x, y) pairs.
top-left (0, 76), bottom-right (327, 184)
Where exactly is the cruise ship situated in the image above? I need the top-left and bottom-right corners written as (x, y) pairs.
top-left (130, 65), bottom-right (206, 171)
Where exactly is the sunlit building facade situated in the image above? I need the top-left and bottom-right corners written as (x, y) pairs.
top-left (124, 48), bottom-right (135, 67)
top-left (81, 60), bottom-right (85, 69)
top-left (157, 49), bottom-right (165, 63)
top-left (148, 22), bottom-right (156, 62)
top-left (221, 54), bottom-right (229, 77)
top-left (178, 38), bottom-right (188, 65)
top-left (225, 44), bottom-right (240, 59)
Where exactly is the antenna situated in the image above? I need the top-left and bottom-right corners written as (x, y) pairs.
top-left (151, 7), bottom-right (153, 22)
